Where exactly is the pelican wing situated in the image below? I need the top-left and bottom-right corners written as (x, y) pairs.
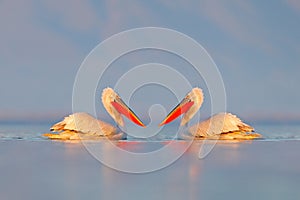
top-left (189, 113), bottom-right (254, 136)
top-left (50, 112), bottom-right (117, 136)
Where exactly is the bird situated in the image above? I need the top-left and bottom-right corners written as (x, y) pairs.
top-left (43, 87), bottom-right (145, 140)
top-left (159, 87), bottom-right (262, 140)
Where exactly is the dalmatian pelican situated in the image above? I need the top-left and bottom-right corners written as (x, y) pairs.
top-left (159, 87), bottom-right (261, 140)
top-left (43, 88), bottom-right (145, 140)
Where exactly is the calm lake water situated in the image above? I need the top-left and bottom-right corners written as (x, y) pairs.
top-left (0, 122), bottom-right (300, 141)
top-left (0, 123), bottom-right (300, 200)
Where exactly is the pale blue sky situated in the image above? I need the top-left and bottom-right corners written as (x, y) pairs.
top-left (0, 0), bottom-right (299, 122)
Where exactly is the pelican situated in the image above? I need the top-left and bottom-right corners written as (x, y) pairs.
top-left (43, 88), bottom-right (145, 140)
top-left (159, 87), bottom-right (262, 140)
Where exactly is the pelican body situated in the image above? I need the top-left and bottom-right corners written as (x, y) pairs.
top-left (43, 88), bottom-right (145, 140)
top-left (160, 87), bottom-right (262, 140)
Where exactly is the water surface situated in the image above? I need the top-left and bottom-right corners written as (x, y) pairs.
top-left (1, 122), bottom-right (300, 141)
top-left (0, 123), bottom-right (300, 200)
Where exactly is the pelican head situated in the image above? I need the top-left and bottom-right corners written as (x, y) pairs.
top-left (102, 87), bottom-right (145, 127)
top-left (159, 87), bottom-right (203, 126)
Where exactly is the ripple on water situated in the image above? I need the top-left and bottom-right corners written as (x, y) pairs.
top-left (0, 123), bottom-right (300, 142)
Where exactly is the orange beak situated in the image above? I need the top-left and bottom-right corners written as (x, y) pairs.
top-left (111, 98), bottom-right (146, 127)
top-left (159, 98), bottom-right (194, 126)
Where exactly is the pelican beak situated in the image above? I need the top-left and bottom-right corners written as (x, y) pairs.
top-left (111, 97), bottom-right (146, 127)
top-left (159, 98), bottom-right (194, 126)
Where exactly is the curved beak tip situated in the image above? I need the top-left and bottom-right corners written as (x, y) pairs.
top-left (134, 120), bottom-right (146, 127)
top-left (158, 122), bottom-right (165, 127)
